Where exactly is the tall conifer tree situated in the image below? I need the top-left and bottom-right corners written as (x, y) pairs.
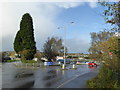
top-left (14, 13), bottom-right (36, 60)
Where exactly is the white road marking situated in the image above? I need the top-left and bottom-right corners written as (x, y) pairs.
top-left (56, 71), bottom-right (90, 88)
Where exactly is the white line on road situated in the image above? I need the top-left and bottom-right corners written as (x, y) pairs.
top-left (56, 71), bottom-right (90, 88)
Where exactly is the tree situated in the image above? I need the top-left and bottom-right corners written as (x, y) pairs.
top-left (43, 37), bottom-right (65, 61)
top-left (34, 50), bottom-right (43, 62)
top-left (14, 13), bottom-right (36, 60)
top-left (88, 36), bottom-right (120, 88)
top-left (89, 31), bottom-right (113, 61)
top-left (99, 1), bottom-right (120, 31)
top-left (98, 0), bottom-right (120, 75)
top-left (87, 1), bottom-right (120, 88)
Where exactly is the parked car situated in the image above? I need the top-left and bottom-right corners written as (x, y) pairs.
top-left (66, 60), bottom-right (70, 64)
top-left (57, 59), bottom-right (70, 64)
top-left (76, 61), bottom-right (80, 64)
top-left (85, 61), bottom-right (89, 64)
top-left (70, 61), bottom-right (76, 65)
top-left (88, 62), bottom-right (97, 66)
top-left (57, 59), bottom-right (64, 63)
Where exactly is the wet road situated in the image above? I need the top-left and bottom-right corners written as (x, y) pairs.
top-left (2, 63), bottom-right (99, 88)
top-left (58, 68), bottom-right (99, 88)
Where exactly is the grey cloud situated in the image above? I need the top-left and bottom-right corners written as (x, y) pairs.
top-left (1, 2), bottom-right (92, 53)
top-left (66, 38), bottom-right (90, 53)
top-left (2, 35), bottom-right (14, 51)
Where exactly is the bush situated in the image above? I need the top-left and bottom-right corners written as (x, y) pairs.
top-left (87, 65), bottom-right (120, 88)
top-left (21, 60), bottom-right (37, 63)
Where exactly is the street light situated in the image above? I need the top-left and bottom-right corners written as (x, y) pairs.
top-left (58, 22), bottom-right (74, 69)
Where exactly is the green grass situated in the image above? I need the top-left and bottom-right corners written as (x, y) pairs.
top-left (6, 59), bottom-right (20, 62)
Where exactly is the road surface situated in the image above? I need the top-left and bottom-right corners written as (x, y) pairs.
top-left (2, 63), bottom-right (99, 88)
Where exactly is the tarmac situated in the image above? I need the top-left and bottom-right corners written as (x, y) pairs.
top-left (56, 67), bottom-right (99, 88)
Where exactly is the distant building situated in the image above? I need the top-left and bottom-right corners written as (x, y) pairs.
top-left (41, 57), bottom-right (48, 61)
top-left (56, 56), bottom-right (64, 61)
top-left (113, 32), bottom-right (120, 37)
top-left (33, 58), bottom-right (38, 61)
top-left (67, 53), bottom-right (88, 58)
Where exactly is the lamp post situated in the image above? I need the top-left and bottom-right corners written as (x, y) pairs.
top-left (58, 22), bottom-right (74, 69)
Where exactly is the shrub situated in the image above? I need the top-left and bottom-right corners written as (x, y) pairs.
top-left (87, 65), bottom-right (120, 88)
top-left (21, 60), bottom-right (37, 63)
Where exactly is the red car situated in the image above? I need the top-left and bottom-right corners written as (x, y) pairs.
top-left (88, 62), bottom-right (97, 66)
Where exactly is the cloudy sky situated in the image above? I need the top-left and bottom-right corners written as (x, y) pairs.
top-left (0, 0), bottom-right (116, 53)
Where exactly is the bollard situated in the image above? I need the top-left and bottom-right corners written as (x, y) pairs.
top-left (72, 64), bottom-right (77, 69)
top-left (58, 62), bottom-right (61, 65)
top-left (73, 64), bottom-right (75, 68)
top-left (62, 64), bottom-right (65, 69)
top-left (44, 62), bottom-right (48, 66)
top-left (62, 64), bottom-right (68, 70)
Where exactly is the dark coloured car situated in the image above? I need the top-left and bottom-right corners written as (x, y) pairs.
top-left (57, 59), bottom-right (64, 63)
top-left (57, 59), bottom-right (70, 64)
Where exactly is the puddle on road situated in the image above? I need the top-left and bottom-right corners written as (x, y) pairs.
top-left (43, 74), bottom-right (57, 80)
top-left (43, 70), bottom-right (57, 81)
top-left (15, 73), bottom-right (34, 78)
top-left (47, 69), bottom-right (57, 74)
top-left (42, 69), bottom-right (63, 87)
